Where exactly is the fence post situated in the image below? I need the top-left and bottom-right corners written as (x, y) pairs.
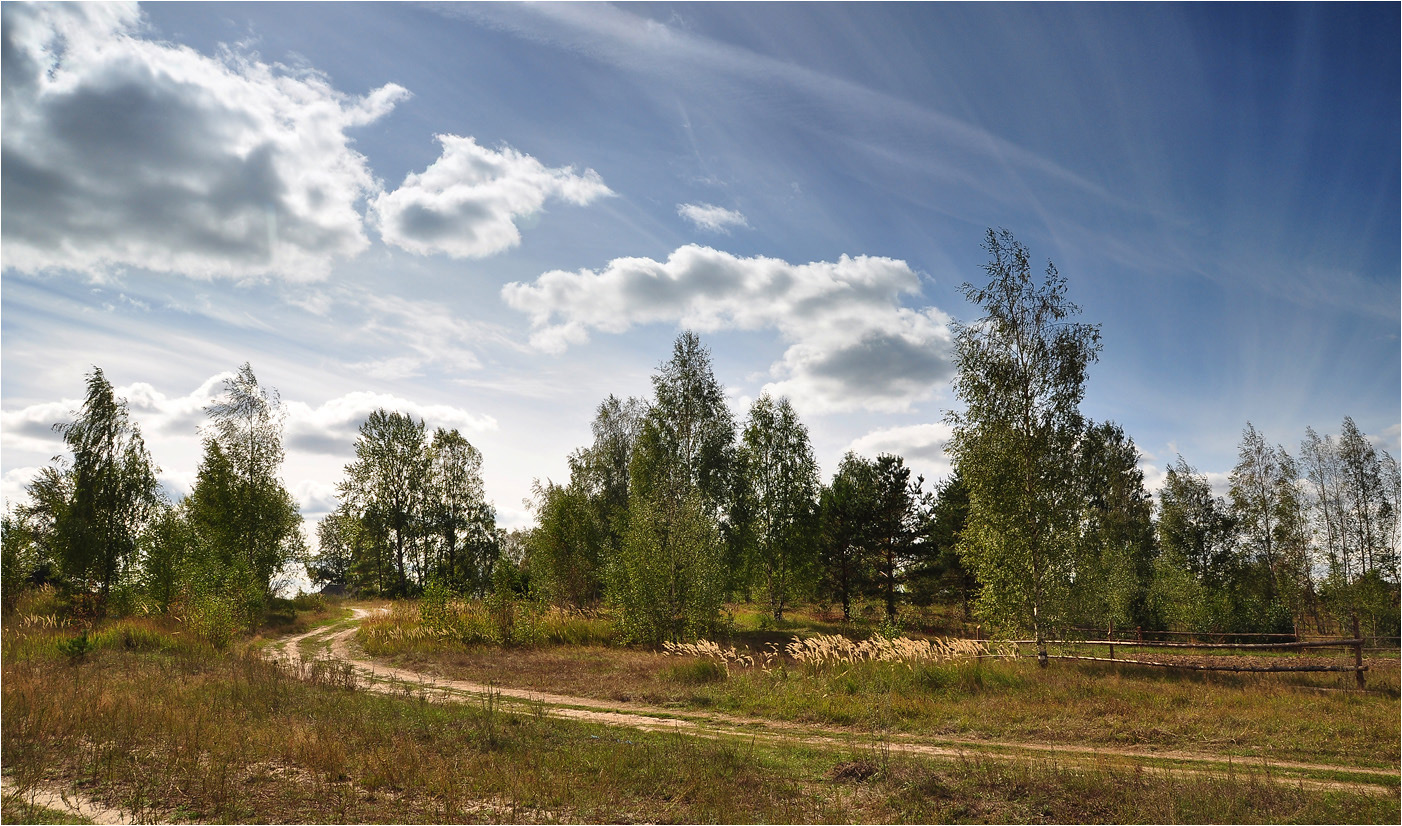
top-left (1352, 614), bottom-right (1365, 690)
top-left (1107, 620), bottom-right (1114, 660)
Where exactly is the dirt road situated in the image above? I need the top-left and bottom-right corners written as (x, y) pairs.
top-left (268, 608), bottom-right (1401, 797)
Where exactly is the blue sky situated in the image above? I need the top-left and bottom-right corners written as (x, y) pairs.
top-left (3, 1), bottom-right (1398, 534)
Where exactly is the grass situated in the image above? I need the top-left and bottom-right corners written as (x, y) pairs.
top-left (0, 797), bottom-right (95, 824)
top-left (3, 621), bottom-right (1396, 824)
top-left (3, 598), bottom-right (1399, 823)
top-left (358, 600), bottom-right (1401, 769)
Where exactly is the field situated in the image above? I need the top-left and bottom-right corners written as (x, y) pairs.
top-left (2, 599), bottom-right (1399, 824)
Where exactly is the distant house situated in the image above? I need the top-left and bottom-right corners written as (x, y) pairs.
top-left (318, 583), bottom-right (349, 598)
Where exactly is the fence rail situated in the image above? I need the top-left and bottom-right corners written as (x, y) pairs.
top-left (1042, 654), bottom-right (1369, 676)
top-left (1014, 616), bottom-right (1372, 688)
top-left (1065, 638), bottom-right (1363, 651)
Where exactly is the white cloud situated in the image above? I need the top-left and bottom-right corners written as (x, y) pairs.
top-left (2, 467), bottom-right (43, 510)
top-left (0, 400), bottom-right (73, 454)
top-left (0, 372), bottom-right (227, 457)
top-left (291, 479), bottom-right (339, 519)
top-left (847, 423), bottom-right (955, 481)
top-left (677, 202), bottom-right (748, 233)
top-left (1, 1), bottom-right (408, 281)
top-left (371, 134), bottom-right (612, 259)
top-left (501, 244), bottom-right (954, 413)
top-left (2, 377), bottom-right (495, 497)
top-left (283, 392), bottom-right (497, 456)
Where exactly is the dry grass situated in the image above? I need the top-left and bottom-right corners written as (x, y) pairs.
top-left (3, 616), bottom-right (1397, 824)
top-left (372, 628), bottom-right (1401, 769)
top-left (665, 634), bottom-right (1009, 675)
top-left (358, 599), bottom-right (615, 652)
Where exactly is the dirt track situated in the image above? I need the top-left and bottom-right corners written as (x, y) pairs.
top-left (267, 608), bottom-right (1402, 797)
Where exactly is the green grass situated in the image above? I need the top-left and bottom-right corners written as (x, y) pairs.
top-left (0, 796), bottom-right (95, 824)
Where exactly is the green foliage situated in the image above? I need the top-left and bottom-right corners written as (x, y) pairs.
top-left (1301, 418), bottom-right (1400, 637)
top-left (1157, 457), bottom-right (1236, 585)
top-left (186, 364), bottom-right (302, 599)
top-left (906, 472), bottom-right (975, 616)
top-left (181, 562), bottom-right (265, 648)
top-left (2, 512), bottom-right (43, 613)
top-left (611, 487), bottom-right (725, 644)
top-left (140, 502), bottom-right (196, 612)
top-left (52, 368), bottom-right (163, 609)
top-left (631, 331), bottom-right (736, 517)
top-left (1068, 422), bottom-right (1156, 631)
top-left (867, 454), bottom-right (926, 624)
top-left (946, 230), bottom-right (1102, 640)
top-left (425, 428), bottom-right (498, 595)
top-left (608, 333), bottom-right (735, 644)
top-left (734, 393), bottom-right (820, 621)
top-left (525, 395), bottom-right (647, 610)
top-left (308, 505), bottom-right (358, 588)
top-left (419, 577), bottom-right (456, 634)
top-left (340, 409), bottom-right (429, 595)
top-left (819, 452), bottom-right (878, 621)
top-left (526, 478), bottom-right (606, 607)
top-left (56, 629), bottom-right (92, 661)
top-left (1229, 423), bottom-right (1308, 611)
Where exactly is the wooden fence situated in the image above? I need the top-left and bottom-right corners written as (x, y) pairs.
top-left (1015, 616), bottom-right (1373, 688)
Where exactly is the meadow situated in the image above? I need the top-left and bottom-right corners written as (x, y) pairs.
top-left (2, 597), bottom-right (1398, 824)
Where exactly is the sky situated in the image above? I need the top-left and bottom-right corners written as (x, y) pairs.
top-left (3, 1), bottom-right (1399, 540)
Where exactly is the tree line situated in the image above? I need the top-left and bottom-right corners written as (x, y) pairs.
top-left (2, 365), bottom-right (303, 636)
top-left (517, 230), bottom-right (1399, 645)
top-left (4, 230), bottom-right (1397, 647)
top-left (1, 363), bottom-right (504, 633)
top-left (311, 410), bottom-right (501, 597)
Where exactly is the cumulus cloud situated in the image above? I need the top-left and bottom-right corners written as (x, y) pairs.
top-left (677, 202), bottom-right (748, 233)
top-left (501, 244), bottom-right (954, 413)
top-left (290, 479), bottom-right (339, 519)
top-left (0, 400), bottom-right (73, 454)
top-left (371, 134), bottom-right (612, 258)
top-left (2, 377), bottom-right (494, 483)
top-left (1, 1), bottom-right (408, 281)
top-left (847, 423), bottom-right (955, 480)
top-left (2, 467), bottom-right (43, 509)
top-left (0, 372), bottom-right (227, 456)
top-left (120, 374), bottom-right (230, 437)
top-left (283, 392), bottom-right (497, 456)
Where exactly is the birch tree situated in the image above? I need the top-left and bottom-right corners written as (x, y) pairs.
top-left (735, 393), bottom-right (819, 622)
top-left (945, 229), bottom-right (1101, 658)
top-left (54, 368), bottom-right (161, 611)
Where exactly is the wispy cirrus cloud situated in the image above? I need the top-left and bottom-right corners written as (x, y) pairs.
top-left (501, 244), bottom-right (953, 413)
